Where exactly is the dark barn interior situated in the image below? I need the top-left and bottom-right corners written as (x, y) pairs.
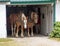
top-left (6, 5), bottom-right (41, 37)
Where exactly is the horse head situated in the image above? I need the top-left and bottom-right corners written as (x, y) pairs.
top-left (31, 12), bottom-right (38, 24)
top-left (21, 13), bottom-right (27, 29)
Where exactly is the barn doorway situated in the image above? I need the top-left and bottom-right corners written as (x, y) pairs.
top-left (6, 4), bottom-right (53, 37)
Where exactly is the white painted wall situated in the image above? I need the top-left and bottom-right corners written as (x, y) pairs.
top-left (0, 5), bottom-right (7, 38)
top-left (56, 2), bottom-right (60, 21)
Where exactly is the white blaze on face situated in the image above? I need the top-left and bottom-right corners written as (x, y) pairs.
top-left (24, 20), bottom-right (27, 28)
top-left (22, 13), bottom-right (27, 28)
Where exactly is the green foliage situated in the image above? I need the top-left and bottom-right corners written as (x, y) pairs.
top-left (50, 22), bottom-right (60, 38)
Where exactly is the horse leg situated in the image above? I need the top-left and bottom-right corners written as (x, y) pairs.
top-left (31, 27), bottom-right (33, 36)
top-left (14, 24), bottom-right (16, 36)
top-left (11, 24), bottom-right (14, 37)
top-left (16, 26), bottom-right (19, 37)
top-left (28, 27), bottom-right (30, 37)
top-left (21, 26), bottom-right (24, 37)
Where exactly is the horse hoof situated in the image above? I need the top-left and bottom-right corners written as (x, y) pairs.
top-left (15, 35), bottom-right (18, 38)
top-left (31, 34), bottom-right (33, 37)
top-left (21, 34), bottom-right (24, 38)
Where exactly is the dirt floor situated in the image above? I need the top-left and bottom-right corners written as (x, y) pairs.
top-left (0, 35), bottom-right (60, 46)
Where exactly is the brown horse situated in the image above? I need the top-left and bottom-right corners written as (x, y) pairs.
top-left (9, 13), bottom-right (18, 37)
top-left (15, 12), bottom-right (27, 37)
top-left (27, 11), bottom-right (38, 37)
top-left (9, 12), bottom-right (27, 37)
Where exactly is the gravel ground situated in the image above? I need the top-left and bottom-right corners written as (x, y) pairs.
top-left (9, 35), bottom-right (60, 46)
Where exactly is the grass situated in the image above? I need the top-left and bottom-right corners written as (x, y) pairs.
top-left (0, 42), bottom-right (18, 46)
top-left (49, 38), bottom-right (60, 41)
top-left (0, 38), bottom-right (12, 42)
top-left (0, 38), bottom-right (19, 46)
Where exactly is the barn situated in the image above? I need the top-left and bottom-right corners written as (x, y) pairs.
top-left (0, 0), bottom-right (56, 38)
